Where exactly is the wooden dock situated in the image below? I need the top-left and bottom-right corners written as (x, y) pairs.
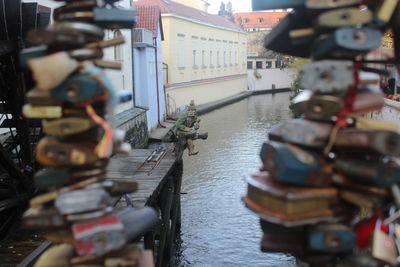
top-left (5, 148), bottom-right (182, 267)
top-left (107, 149), bottom-right (183, 266)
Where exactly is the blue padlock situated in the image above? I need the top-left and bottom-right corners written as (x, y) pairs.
top-left (260, 141), bottom-right (332, 187)
top-left (308, 224), bottom-right (356, 253)
top-left (335, 160), bottom-right (400, 187)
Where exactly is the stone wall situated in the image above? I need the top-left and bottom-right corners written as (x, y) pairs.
top-left (247, 68), bottom-right (296, 91)
top-left (113, 107), bottom-right (148, 149)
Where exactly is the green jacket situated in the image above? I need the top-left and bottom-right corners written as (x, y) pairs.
top-left (176, 112), bottom-right (189, 131)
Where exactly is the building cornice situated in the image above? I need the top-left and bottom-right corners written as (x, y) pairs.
top-left (165, 74), bottom-right (247, 90)
top-left (161, 13), bottom-right (247, 35)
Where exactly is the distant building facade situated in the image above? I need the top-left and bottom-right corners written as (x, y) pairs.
top-left (233, 11), bottom-right (288, 33)
top-left (233, 11), bottom-right (295, 91)
top-left (134, 0), bottom-right (248, 112)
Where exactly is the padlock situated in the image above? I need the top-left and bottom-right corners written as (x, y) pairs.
top-left (30, 177), bottom-right (101, 206)
top-left (19, 46), bottom-right (48, 69)
top-left (72, 214), bottom-right (126, 256)
top-left (34, 169), bottom-right (71, 189)
top-left (299, 60), bottom-right (354, 93)
top-left (53, 0), bottom-right (121, 16)
top-left (308, 224), bottom-right (357, 253)
top-left (66, 207), bottom-right (112, 222)
top-left (87, 180), bottom-right (138, 196)
top-left (335, 159), bottom-right (400, 187)
top-left (268, 119), bottom-right (332, 147)
top-left (51, 73), bottom-right (106, 103)
top-left (28, 52), bottom-right (79, 91)
top-left (313, 27), bottom-right (382, 59)
top-left (26, 29), bottom-right (87, 50)
top-left (54, 8), bottom-right (136, 29)
top-left (55, 188), bottom-right (111, 215)
top-left (69, 167), bottom-right (107, 180)
top-left (351, 91), bottom-right (385, 115)
top-left (23, 206), bottom-right (66, 229)
top-left (52, 21), bottom-right (104, 42)
top-left (251, 0), bottom-right (305, 10)
top-left (354, 116), bottom-right (399, 132)
top-left (260, 219), bottom-right (307, 255)
top-left (22, 104), bottom-right (62, 119)
top-left (340, 190), bottom-right (384, 210)
top-left (86, 35), bottom-right (125, 49)
top-left (69, 48), bottom-right (104, 61)
top-left (117, 207), bottom-right (159, 242)
top-left (333, 173), bottom-right (388, 197)
top-left (372, 0), bottom-right (399, 26)
top-left (260, 141), bottom-right (333, 187)
top-left (306, 0), bottom-right (362, 10)
top-left (43, 117), bottom-right (96, 137)
top-left (94, 60), bottom-right (122, 70)
top-left (334, 129), bottom-right (400, 156)
top-left (264, 12), bottom-right (314, 58)
top-left (372, 220), bottom-right (398, 265)
top-left (25, 89), bottom-right (60, 106)
top-left (315, 8), bottom-right (373, 29)
top-left (36, 137), bottom-right (98, 168)
top-left (243, 173), bottom-right (337, 227)
top-left (44, 230), bottom-right (74, 244)
top-left (22, 37), bottom-right (123, 65)
top-left (291, 91), bottom-right (344, 120)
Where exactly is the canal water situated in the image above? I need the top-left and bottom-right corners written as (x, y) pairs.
top-left (175, 92), bottom-right (297, 267)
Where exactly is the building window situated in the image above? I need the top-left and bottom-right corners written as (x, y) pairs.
top-left (256, 61), bottom-right (262, 69)
top-left (265, 61), bottom-right (272, 69)
top-left (229, 51), bottom-right (232, 65)
top-left (217, 51), bottom-right (220, 66)
top-left (202, 50), bottom-right (205, 67)
top-left (247, 61), bottom-right (253, 69)
top-left (178, 39), bottom-right (185, 68)
top-left (235, 51), bottom-right (237, 65)
top-left (244, 18), bottom-right (249, 23)
top-left (193, 50), bottom-right (197, 67)
top-left (210, 51), bottom-right (213, 66)
top-left (114, 30), bottom-right (123, 61)
top-left (223, 51), bottom-right (226, 66)
top-left (258, 18), bottom-right (264, 23)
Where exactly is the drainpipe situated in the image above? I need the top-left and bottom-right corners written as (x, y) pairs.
top-left (154, 37), bottom-right (166, 128)
top-left (162, 62), bottom-right (177, 121)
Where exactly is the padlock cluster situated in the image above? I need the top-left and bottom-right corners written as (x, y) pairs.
top-left (245, 0), bottom-right (400, 265)
top-left (20, 0), bottom-right (158, 265)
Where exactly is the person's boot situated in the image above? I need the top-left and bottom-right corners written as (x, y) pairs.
top-left (196, 132), bottom-right (208, 140)
top-left (188, 144), bottom-right (199, 156)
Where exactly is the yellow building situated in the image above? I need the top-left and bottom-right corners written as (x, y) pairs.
top-left (134, 0), bottom-right (248, 112)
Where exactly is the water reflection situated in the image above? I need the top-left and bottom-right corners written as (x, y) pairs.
top-left (175, 93), bottom-right (296, 267)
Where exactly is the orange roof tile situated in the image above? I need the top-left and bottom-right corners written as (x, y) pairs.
top-left (133, 0), bottom-right (244, 32)
top-left (135, 5), bottom-right (163, 39)
top-left (234, 12), bottom-right (289, 29)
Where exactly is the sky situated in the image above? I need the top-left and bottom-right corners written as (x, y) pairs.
top-left (208, 0), bottom-right (252, 14)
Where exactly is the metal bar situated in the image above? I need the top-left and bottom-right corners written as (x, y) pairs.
top-left (17, 241), bottom-right (52, 267)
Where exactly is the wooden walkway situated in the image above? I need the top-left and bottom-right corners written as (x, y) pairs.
top-left (107, 149), bottom-right (177, 208)
top-left (9, 149), bottom-right (182, 267)
top-left (107, 149), bottom-right (183, 267)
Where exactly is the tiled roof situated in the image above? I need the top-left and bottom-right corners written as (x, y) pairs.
top-left (134, 5), bottom-right (163, 39)
top-left (233, 12), bottom-right (289, 29)
top-left (133, 0), bottom-right (244, 32)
